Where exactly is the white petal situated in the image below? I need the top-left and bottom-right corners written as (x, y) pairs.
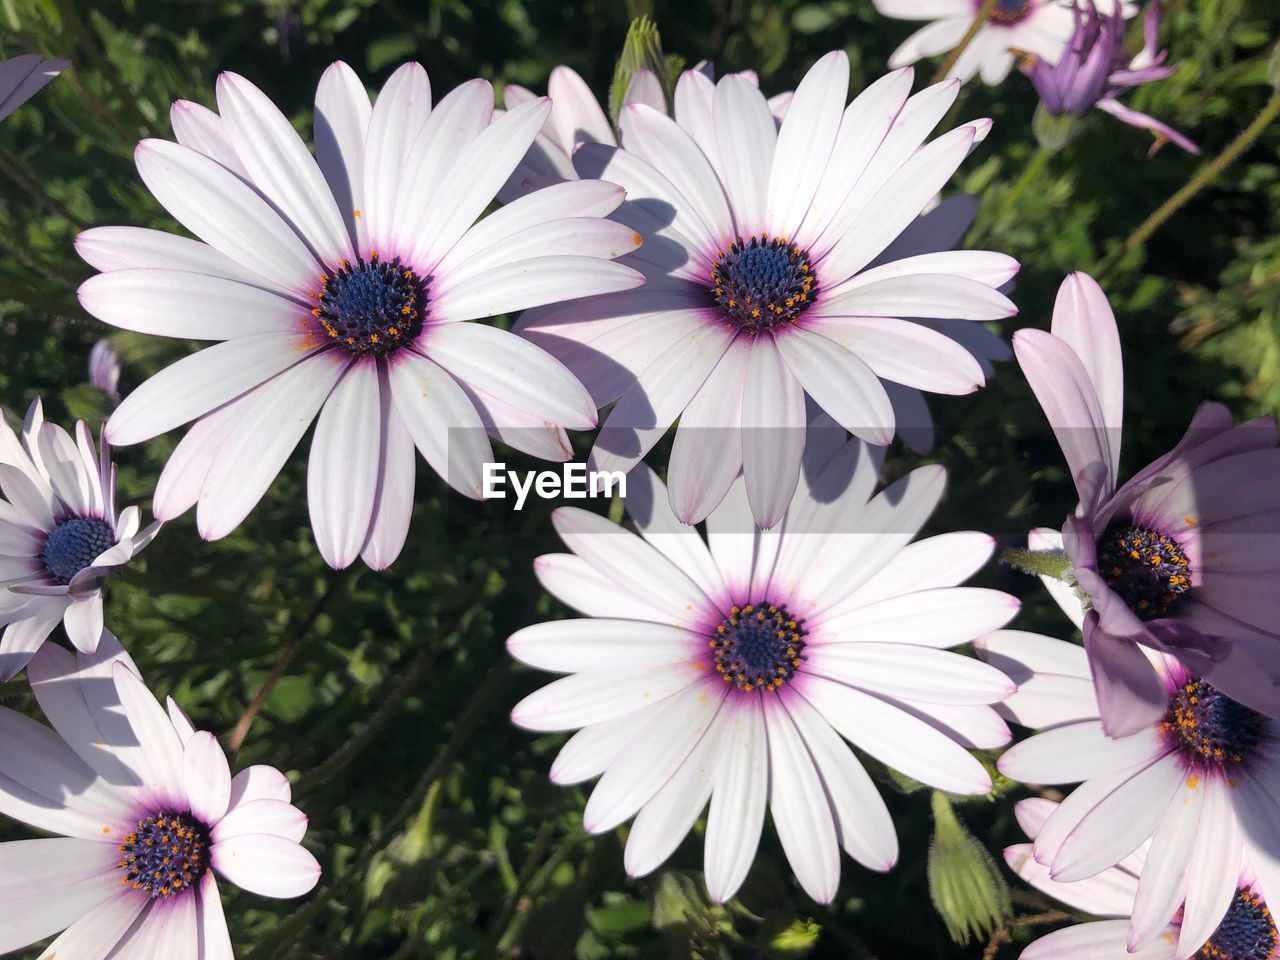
top-left (314, 61), bottom-right (372, 252)
top-left (0, 839), bottom-right (118, 953)
top-left (999, 721), bottom-right (1163, 784)
top-left (704, 696), bottom-right (768, 902)
top-left (713, 75), bottom-right (776, 234)
top-left (846, 532), bottom-right (995, 607)
top-left (79, 270), bottom-right (307, 341)
top-left (506, 619), bottom-right (701, 673)
top-left (216, 72), bottom-right (353, 265)
top-left (1021, 920), bottom-right (1177, 960)
top-left (363, 62), bottom-right (431, 252)
top-left (1176, 778), bottom-right (1242, 957)
top-left (797, 673), bottom-right (991, 794)
top-left (134, 139), bottom-right (319, 292)
top-left (773, 327), bottom-right (894, 445)
top-left (742, 336), bottom-right (805, 529)
top-left (814, 587), bottom-right (1018, 648)
top-left (582, 681), bottom-right (725, 833)
top-left (805, 315), bottom-right (986, 395)
top-left (764, 696), bottom-right (840, 902)
top-left (212, 799), bottom-right (307, 844)
top-left (106, 333), bottom-right (320, 446)
top-left (387, 350), bottom-right (493, 499)
top-left (211, 834), bottom-right (321, 898)
top-left (113, 661), bottom-right (186, 807)
top-left (228, 765), bottom-right (292, 808)
top-left (532, 553), bottom-right (672, 622)
top-left (766, 51), bottom-right (848, 240)
top-left (196, 871), bottom-right (235, 960)
top-left (196, 353), bottom-right (346, 540)
top-left (1128, 777), bottom-right (1202, 949)
top-left (183, 730), bottom-right (232, 826)
top-left (1052, 752), bottom-right (1184, 882)
top-left (805, 642), bottom-right (1015, 705)
top-left (510, 663), bottom-right (707, 732)
top-left (360, 378), bottom-right (416, 571)
top-left (307, 359), bottom-right (381, 569)
top-left (31, 892), bottom-right (146, 960)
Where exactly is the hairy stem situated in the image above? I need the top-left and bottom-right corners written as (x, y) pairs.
top-left (932, 0), bottom-right (997, 85)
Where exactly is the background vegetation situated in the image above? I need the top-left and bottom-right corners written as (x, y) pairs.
top-left (1, 0), bottom-right (1278, 956)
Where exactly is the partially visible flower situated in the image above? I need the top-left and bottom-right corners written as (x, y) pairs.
top-left (499, 63), bottom-right (792, 202)
top-left (0, 398), bottom-right (160, 680)
top-left (978, 630), bottom-right (1280, 956)
top-left (88, 340), bottom-right (121, 402)
top-left (76, 62), bottom-right (644, 571)
top-left (519, 52), bottom-right (1018, 528)
top-left (0, 53), bottom-right (68, 123)
top-left (873, 0), bottom-right (1134, 86)
top-left (510, 421), bottom-right (1019, 903)
top-left (1014, 271), bottom-right (1280, 736)
top-left (1022, 2), bottom-right (1198, 154)
top-left (0, 632), bottom-right (320, 956)
top-left (1006, 797), bottom-right (1278, 960)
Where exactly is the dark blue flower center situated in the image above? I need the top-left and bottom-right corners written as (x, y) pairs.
top-left (117, 812), bottom-right (210, 899)
top-left (1195, 889), bottom-right (1276, 960)
top-left (1098, 523), bottom-right (1191, 620)
top-left (711, 601), bottom-right (806, 691)
top-left (989, 0), bottom-right (1032, 24)
top-left (310, 253), bottom-right (428, 358)
top-left (710, 236), bottom-right (817, 336)
top-left (41, 517), bottom-right (113, 584)
top-left (1164, 677), bottom-right (1265, 774)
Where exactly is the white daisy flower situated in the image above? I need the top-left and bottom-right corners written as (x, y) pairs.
top-left (0, 398), bottom-right (160, 679)
top-left (76, 62), bottom-right (644, 570)
top-left (509, 419), bottom-right (1019, 903)
top-left (0, 632), bottom-right (320, 957)
top-left (977, 630), bottom-right (1280, 956)
top-left (874, 0), bottom-right (1136, 86)
top-left (518, 51), bottom-right (1017, 528)
top-left (1005, 797), bottom-right (1277, 960)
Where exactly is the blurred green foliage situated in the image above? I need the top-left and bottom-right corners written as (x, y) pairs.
top-left (0, 0), bottom-right (1278, 956)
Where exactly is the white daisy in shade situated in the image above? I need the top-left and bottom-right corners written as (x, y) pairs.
top-left (76, 61), bottom-right (644, 571)
top-left (873, 0), bottom-right (1135, 86)
top-left (0, 631), bottom-right (320, 957)
top-left (1005, 797), bottom-right (1278, 960)
top-left (498, 62), bottom-right (792, 202)
top-left (977, 630), bottom-right (1280, 957)
top-left (508, 421), bottom-right (1019, 903)
top-left (518, 51), bottom-right (1017, 528)
top-left (0, 53), bottom-right (68, 122)
top-left (0, 398), bottom-right (160, 680)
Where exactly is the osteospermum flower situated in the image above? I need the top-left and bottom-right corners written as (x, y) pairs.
top-left (1015, 271), bottom-right (1280, 736)
top-left (509, 423), bottom-right (1019, 903)
top-left (1006, 797), bottom-right (1278, 960)
top-left (88, 341), bottom-right (121, 402)
top-left (499, 62), bottom-right (791, 202)
top-left (0, 632), bottom-right (320, 956)
top-left (873, 0), bottom-right (1135, 86)
top-left (978, 630), bottom-right (1280, 956)
top-left (519, 52), bottom-right (1018, 527)
top-left (0, 53), bottom-right (68, 122)
top-left (1023, 2), bottom-right (1198, 154)
top-left (76, 62), bottom-right (644, 570)
top-left (0, 399), bottom-right (160, 679)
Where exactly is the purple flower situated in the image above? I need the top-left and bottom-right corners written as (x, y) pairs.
top-left (88, 340), bottom-right (121, 401)
top-left (1022, 2), bottom-right (1199, 154)
top-left (1014, 272), bottom-right (1280, 738)
top-left (0, 53), bottom-right (68, 123)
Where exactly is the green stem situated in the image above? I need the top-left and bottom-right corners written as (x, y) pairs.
top-left (932, 0), bottom-right (997, 85)
top-left (1098, 93), bottom-right (1280, 279)
top-left (228, 567), bottom-right (353, 752)
top-left (994, 146), bottom-right (1053, 226)
top-left (50, 0), bottom-right (155, 137)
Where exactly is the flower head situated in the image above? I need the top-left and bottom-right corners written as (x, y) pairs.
top-left (874, 0), bottom-right (1135, 86)
top-left (979, 630), bottom-right (1280, 957)
top-left (510, 419), bottom-right (1019, 903)
top-left (1014, 272), bottom-right (1280, 736)
top-left (0, 53), bottom-right (68, 122)
top-left (0, 398), bottom-right (160, 679)
top-left (519, 52), bottom-right (1018, 528)
top-left (1022, 2), bottom-right (1199, 154)
top-left (76, 61), bottom-right (645, 570)
top-left (0, 632), bottom-right (319, 956)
